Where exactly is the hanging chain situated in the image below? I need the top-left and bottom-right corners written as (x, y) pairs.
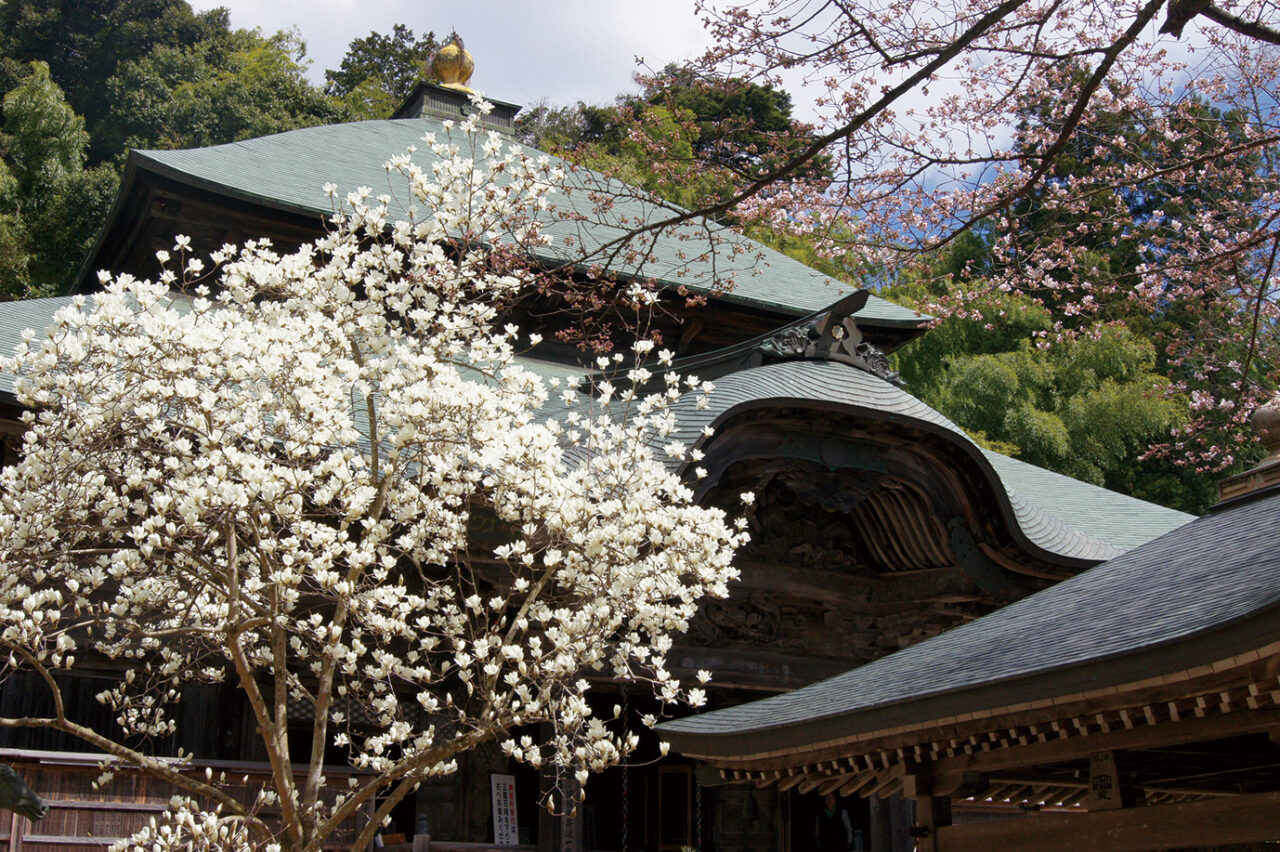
top-left (694, 774), bottom-right (703, 852)
top-left (620, 694), bottom-right (629, 852)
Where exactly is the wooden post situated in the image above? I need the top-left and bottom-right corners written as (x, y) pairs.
top-left (535, 761), bottom-right (582, 852)
top-left (537, 763), bottom-right (555, 852)
top-left (904, 764), bottom-right (950, 852)
top-left (869, 794), bottom-right (890, 852)
top-left (1088, 751), bottom-right (1124, 811)
top-left (554, 773), bottom-right (584, 852)
top-left (889, 795), bottom-right (915, 852)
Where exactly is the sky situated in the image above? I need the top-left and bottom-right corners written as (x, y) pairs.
top-left (186, 2), bottom-right (1208, 133)
top-left (189, 0), bottom-right (714, 110)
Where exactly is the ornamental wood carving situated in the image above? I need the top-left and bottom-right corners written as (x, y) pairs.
top-left (686, 466), bottom-right (1007, 667)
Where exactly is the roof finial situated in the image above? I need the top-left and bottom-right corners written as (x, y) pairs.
top-left (1253, 391), bottom-right (1280, 462)
top-left (1216, 391), bottom-right (1280, 504)
top-left (428, 33), bottom-right (474, 93)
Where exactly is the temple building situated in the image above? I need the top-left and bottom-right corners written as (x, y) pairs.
top-left (659, 407), bottom-right (1280, 852)
top-left (0, 46), bottom-right (1197, 852)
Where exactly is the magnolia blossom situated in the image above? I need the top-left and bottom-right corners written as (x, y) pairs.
top-left (0, 107), bottom-right (745, 852)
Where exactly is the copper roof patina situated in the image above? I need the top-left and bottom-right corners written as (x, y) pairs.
top-left (79, 117), bottom-right (924, 330)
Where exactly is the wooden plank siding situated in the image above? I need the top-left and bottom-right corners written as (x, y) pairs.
top-left (0, 749), bottom-right (373, 851)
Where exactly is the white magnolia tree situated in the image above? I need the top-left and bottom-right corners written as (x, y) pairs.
top-left (0, 107), bottom-right (746, 851)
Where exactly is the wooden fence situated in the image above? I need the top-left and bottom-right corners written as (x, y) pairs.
top-left (0, 748), bottom-right (372, 851)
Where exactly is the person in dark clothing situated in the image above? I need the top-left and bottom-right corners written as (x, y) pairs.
top-left (815, 792), bottom-right (853, 851)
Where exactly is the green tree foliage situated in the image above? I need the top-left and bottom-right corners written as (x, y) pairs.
top-left (1, 1), bottom-right (345, 159)
top-left (516, 66), bottom-right (828, 214)
top-left (24, 162), bottom-right (118, 290)
top-left (935, 67), bottom-right (1276, 472)
top-left (324, 24), bottom-right (437, 119)
top-left (514, 100), bottom-right (595, 151)
top-left (0, 1), bottom-right (429, 294)
top-left (519, 98), bottom-right (737, 210)
top-left (600, 103), bottom-right (735, 210)
top-left (638, 64), bottom-right (829, 182)
top-left (0, 61), bottom-right (116, 297)
top-left (101, 27), bottom-right (339, 152)
top-left (886, 278), bottom-right (1222, 514)
top-left (0, 160), bottom-right (27, 294)
top-left (1, 60), bottom-right (87, 200)
top-left (0, 0), bottom-right (225, 162)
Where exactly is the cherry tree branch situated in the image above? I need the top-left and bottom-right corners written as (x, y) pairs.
top-left (1204, 4), bottom-right (1280, 45)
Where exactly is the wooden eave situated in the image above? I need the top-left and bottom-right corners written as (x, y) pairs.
top-left (71, 152), bottom-right (323, 294)
top-left (673, 615), bottom-right (1280, 792)
top-left (686, 399), bottom-right (1109, 574)
top-left (701, 634), bottom-right (1280, 798)
top-left (691, 632), bottom-right (1280, 852)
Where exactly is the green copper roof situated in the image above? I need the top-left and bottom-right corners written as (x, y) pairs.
top-left (979, 450), bottom-right (1184, 553)
top-left (0, 296), bottom-right (78, 396)
top-left (130, 118), bottom-right (922, 326)
top-left (656, 359), bottom-right (1192, 562)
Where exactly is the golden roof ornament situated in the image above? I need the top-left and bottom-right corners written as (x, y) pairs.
top-left (1216, 390), bottom-right (1280, 503)
top-left (1252, 391), bottom-right (1280, 463)
top-left (428, 33), bottom-right (475, 93)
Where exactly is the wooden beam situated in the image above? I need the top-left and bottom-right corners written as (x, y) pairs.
top-left (810, 776), bottom-right (842, 796)
top-left (863, 771), bottom-right (900, 798)
top-left (777, 772), bottom-right (806, 791)
top-left (1059, 790), bottom-right (1089, 808)
top-left (797, 775), bottom-right (826, 794)
top-left (699, 670), bottom-right (1269, 774)
top-left (932, 709), bottom-right (1280, 786)
top-left (878, 778), bottom-right (904, 798)
top-left (839, 771), bottom-right (878, 797)
top-left (935, 790), bottom-right (1280, 852)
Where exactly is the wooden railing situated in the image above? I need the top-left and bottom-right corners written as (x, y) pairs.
top-left (0, 748), bottom-right (371, 852)
top-left (379, 837), bottom-right (537, 852)
top-left (2, 750), bottom-right (540, 852)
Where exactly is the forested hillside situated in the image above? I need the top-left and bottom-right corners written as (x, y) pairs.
top-left (0, 0), bottom-right (434, 298)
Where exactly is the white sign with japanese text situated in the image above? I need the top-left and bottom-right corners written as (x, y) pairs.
top-left (491, 773), bottom-right (519, 845)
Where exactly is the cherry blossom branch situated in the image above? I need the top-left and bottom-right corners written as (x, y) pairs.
top-left (1204, 4), bottom-right (1280, 45)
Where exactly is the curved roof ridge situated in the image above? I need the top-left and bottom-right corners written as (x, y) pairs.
top-left (659, 360), bottom-right (1189, 561)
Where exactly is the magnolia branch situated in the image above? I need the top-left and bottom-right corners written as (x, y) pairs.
top-left (0, 643), bottom-right (256, 834)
